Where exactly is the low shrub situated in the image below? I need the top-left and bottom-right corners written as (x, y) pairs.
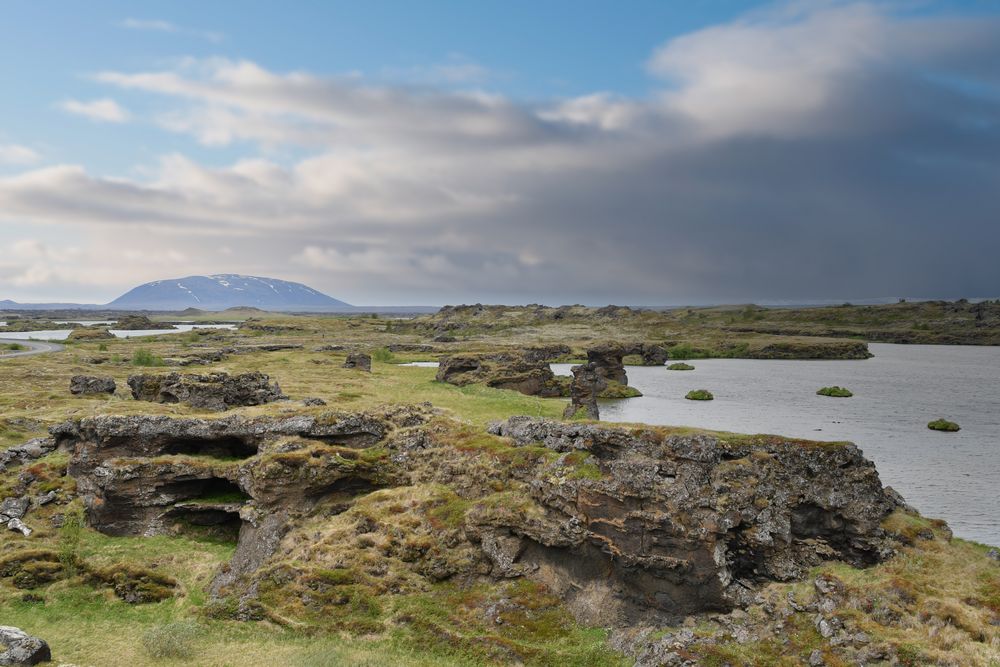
top-left (817, 386), bottom-right (853, 398)
top-left (685, 389), bottom-right (714, 401)
top-left (132, 348), bottom-right (165, 367)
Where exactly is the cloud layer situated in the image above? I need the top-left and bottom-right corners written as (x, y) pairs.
top-left (2, 2), bottom-right (999, 304)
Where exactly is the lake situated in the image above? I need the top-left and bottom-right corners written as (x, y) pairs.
top-left (406, 344), bottom-right (999, 545)
top-left (555, 343), bottom-right (1000, 546)
top-left (0, 324), bottom-right (237, 341)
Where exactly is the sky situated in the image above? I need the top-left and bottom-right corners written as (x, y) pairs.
top-left (1, 0), bottom-right (999, 306)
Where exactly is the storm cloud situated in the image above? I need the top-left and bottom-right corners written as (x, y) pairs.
top-left (1, 2), bottom-right (998, 304)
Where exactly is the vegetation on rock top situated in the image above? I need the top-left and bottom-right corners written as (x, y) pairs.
top-left (685, 389), bottom-right (714, 401)
top-left (928, 418), bottom-right (961, 432)
top-left (817, 386), bottom-right (853, 398)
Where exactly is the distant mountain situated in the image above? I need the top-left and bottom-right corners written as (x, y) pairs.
top-left (107, 275), bottom-right (352, 311)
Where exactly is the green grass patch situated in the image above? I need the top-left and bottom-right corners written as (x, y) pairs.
top-left (667, 362), bottom-right (695, 370)
top-left (927, 418), bottom-right (960, 432)
top-left (685, 389), bottom-right (714, 401)
top-left (817, 386), bottom-right (853, 397)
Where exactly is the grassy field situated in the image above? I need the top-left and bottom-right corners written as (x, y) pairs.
top-left (1, 308), bottom-right (997, 665)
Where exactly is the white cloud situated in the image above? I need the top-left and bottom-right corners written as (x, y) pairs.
top-left (119, 18), bottom-right (224, 43)
top-left (60, 98), bottom-right (131, 123)
top-left (0, 144), bottom-right (40, 165)
top-left (3, 2), bottom-right (999, 304)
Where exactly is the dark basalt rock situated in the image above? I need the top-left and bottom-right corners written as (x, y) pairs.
top-left (69, 375), bottom-right (117, 396)
top-left (485, 417), bottom-right (900, 625)
top-left (343, 353), bottom-right (372, 372)
top-left (55, 408), bottom-right (904, 632)
top-left (562, 362), bottom-right (607, 420)
top-left (436, 350), bottom-right (567, 397)
top-left (0, 625), bottom-right (51, 665)
top-left (127, 372), bottom-right (286, 411)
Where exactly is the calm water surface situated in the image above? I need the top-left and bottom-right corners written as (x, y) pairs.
top-left (0, 324), bottom-right (236, 341)
top-left (557, 343), bottom-right (1000, 545)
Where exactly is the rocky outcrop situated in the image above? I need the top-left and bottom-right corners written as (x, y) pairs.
top-left (0, 626), bottom-right (51, 665)
top-left (484, 417), bottom-right (899, 624)
top-left (56, 409), bottom-right (903, 632)
top-left (67, 326), bottom-right (114, 341)
top-left (69, 375), bottom-right (117, 396)
top-left (343, 352), bottom-right (372, 372)
top-left (562, 363), bottom-right (607, 420)
top-left (114, 315), bottom-right (175, 330)
top-left (54, 407), bottom-right (431, 557)
top-left (436, 351), bottom-right (567, 397)
top-left (127, 372), bottom-right (286, 411)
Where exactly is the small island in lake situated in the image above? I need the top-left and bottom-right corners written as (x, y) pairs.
top-left (817, 386), bottom-right (853, 397)
top-left (685, 389), bottom-right (714, 400)
top-left (928, 418), bottom-right (961, 432)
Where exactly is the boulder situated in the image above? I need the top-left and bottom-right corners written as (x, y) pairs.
top-left (0, 497), bottom-right (29, 521)
top-left (343, 353), bottom-right (372, 372)
top-left (0, 439), bottom-right (56, 473)
top-left (0, 626), bottom-right (51, 665)
top-left (562, 362), bottom-right (607, 420)
top-left (67, 326), bottom-right (114, 341)
top-left (127, 372), bottom-right (286, 411)
top-left (69, 375), bottom-right (117, 396)
top-left (586, 343), bottom-right (633, 385)
top-left (436, 352), bottom-right (566, 397)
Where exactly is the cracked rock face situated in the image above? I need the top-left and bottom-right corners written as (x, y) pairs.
top-left (485, 417), bottom-right (900, 624)
top-left (56, 410), bottom-right (901, 629)
top-left (127, 372), bottom-right (286, 411)
top-left (436, 352), bottom-right (568, 397)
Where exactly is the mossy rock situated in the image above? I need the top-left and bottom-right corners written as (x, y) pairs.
top-left (68, 327), bottom-right (114, 341)
top-left (927, 418), bottom-right (960, 432)
top-left (667, 363), bottom-right (695, 371)
top-left (817, 386), bottom-right (853, 398)
top-left (598, 381), bottom-right (642, 399)
top-left (685, 389), bottom-right (714, 401)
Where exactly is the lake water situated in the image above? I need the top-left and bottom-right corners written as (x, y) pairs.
top-left (404, 345), bottom-right (999, 544)
top-left (554, 343), bottom-right (1000, 545)
top-left (0, 324), bottom-right (236, 341)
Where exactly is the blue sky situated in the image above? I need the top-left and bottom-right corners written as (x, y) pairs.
top-left (1, 1), bottom-right (999, 304)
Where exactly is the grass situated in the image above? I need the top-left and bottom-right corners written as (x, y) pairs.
top-left (685, 389), bottom-right (714, 401)
top-left (0, 309), bottom-right (995, 665)
top-left (928, 418), bottom-right (961, 432)
top-left (2, 342), bottom-right (27, 352)
top-left (817, 385), bottom-right (853, 398)
top-left (667, 362), bottom-right (694, 370)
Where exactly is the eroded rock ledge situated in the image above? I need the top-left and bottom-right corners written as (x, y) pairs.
top-left (54, 411), bottom-right (902, 628)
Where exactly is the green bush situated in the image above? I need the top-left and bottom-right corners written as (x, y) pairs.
top-left (371, 347), bottom-right (395, 363)
top-left (667, 362), bottom-right (695, 371)
top-left (141, 621), bottom-right (200, 660)
top-left (817, 386), bottom-right (853, 398)
top-left (685, 389), bottom-right (714, 401)
top-left (98, 343), bottom-right (108, 351)
top-left (927, 418), bottom-right (960, 432)
top-left (132, 348), bottom-right (165, 367)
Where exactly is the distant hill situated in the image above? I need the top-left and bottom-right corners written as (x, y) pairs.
top-left (106, 275), bottom-right (352, 312)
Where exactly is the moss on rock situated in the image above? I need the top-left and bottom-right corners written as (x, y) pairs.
top-left (817, 386), bottom-right (853, 398)
top-left (685, 389), bottom-right (714, 401)
top-left (927, 418), bottom-right (960, 432)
